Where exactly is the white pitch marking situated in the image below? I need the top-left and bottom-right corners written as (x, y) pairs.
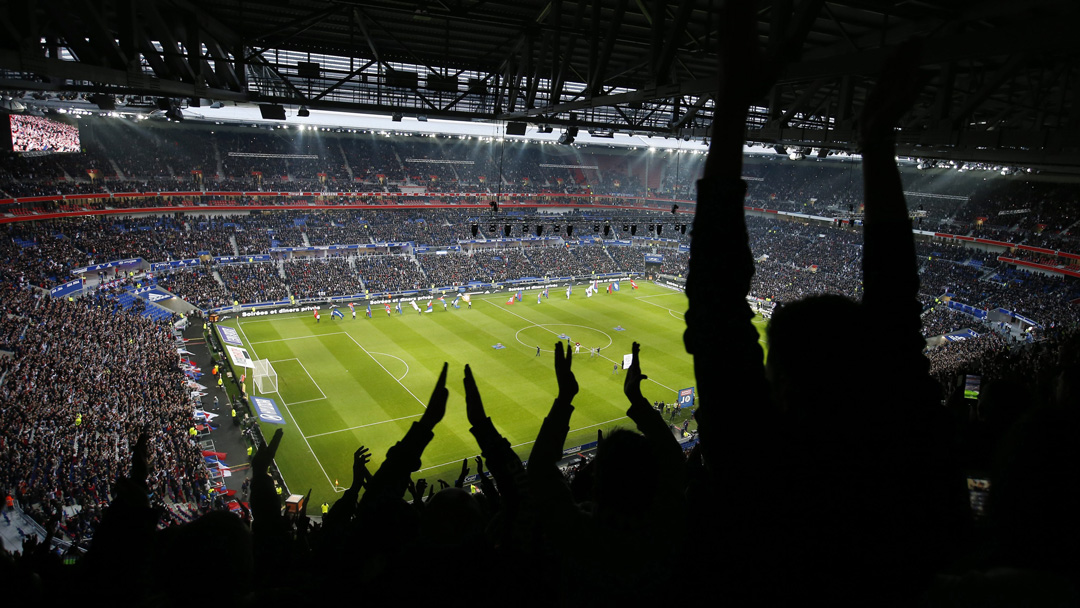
top-left (484, 300), bottom-right (678, 393)
top-left (304, 413), bottom-right (424, 439)
top-left (341, 333), bottom-right (428, 410)
top-left (368, 351), bottom-right (411, 382)
top-left (247, 332), bottom-right (345, 345)
top-left (232, 322), bottom-right (338, 493)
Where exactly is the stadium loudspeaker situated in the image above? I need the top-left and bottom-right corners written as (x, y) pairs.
top-left (92, 95), bottom-right (116, 110)
top-left (297, 106), bottom-right (310, 117)
top-left (386, 69), bottom-right (419, 89)
top-left (504, 225), bottom-right (511, 237)
top-left (506, 121), bottom-right (527, 136)
top-left (471, 224), bottom-right (478, 237)
top-left (566, 225), bottom-right (574, 237)
top-left (604, 225), bottom-right (610, 236)
top-left (297, 61), bottom-right (321, 79)
top-left (259, 104), bottom-right (287, 120)
top-left (536, 225), bottom-right (543, 236)
top-left (631, 225), bottom-right (637, 236)
top-left (657, 225), bottom-right (663, 235)
top-left (681, 224), bottom-right (688, 234)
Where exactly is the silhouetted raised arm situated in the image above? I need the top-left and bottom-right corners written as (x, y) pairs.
top-left (687, 1), bottom-right (775, 456)
top-left (362, 363), bottom-right (449, 504)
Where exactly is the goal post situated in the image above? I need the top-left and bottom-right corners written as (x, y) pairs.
top-left (253, 359), bottom-right (278, 394)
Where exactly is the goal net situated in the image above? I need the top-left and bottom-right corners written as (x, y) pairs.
top-left (253, 359), bottom-right (278, 394)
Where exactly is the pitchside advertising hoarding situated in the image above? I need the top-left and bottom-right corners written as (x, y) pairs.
top-left (217, 325), bottom-right (243, 346)
top-left (251, 396), bottom-right (286, 425)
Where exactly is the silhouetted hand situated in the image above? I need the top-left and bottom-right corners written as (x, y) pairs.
top-left (554, 342), bottom-right (578, 401)
top-left (438, 479), bottom-right (450, 490)
top-left (131, 432), bottom-right (150, 484)
top-left (351, 445), bottom-right (371, 489)
top-left (623, 342), bottom-right (649, 406)
top-left (474, 455), bottom-right (484, 475)
top-left (717, 0), bottom-right (782, 107)
top-left (463, 364), bottom-right (488, 427)
top-left (413, 478), bottom-right (428, 501)
top-left (252, 428), bottom-right (283, 476)
top-left (455, 458), bottom-right (470, 487)
top-left (419, 362), bottom-right (449, 427)
top-left (860, 41), bottom-right (925, 144)
top-left (407, 478), bottom-right (420, 503)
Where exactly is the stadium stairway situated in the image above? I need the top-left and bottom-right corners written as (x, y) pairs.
top-left (212, 140), bottom-right (224, 177)
top-left (338, 142), bottom-right (354, 179)
top-left (109, 157), bottom-right (125, 180)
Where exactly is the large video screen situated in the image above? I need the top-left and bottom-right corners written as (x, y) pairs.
top-left (10, 114), bottom-right (81, 153)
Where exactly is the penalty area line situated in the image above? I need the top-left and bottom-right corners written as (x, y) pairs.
top-left (233, 321), bottom-right (339, 494)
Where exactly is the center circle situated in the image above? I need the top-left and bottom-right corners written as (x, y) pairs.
top-left (515, 323), bottom-right (614, 352)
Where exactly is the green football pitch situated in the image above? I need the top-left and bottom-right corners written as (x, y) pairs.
top-left (219, 282), bottom-right (768, 508)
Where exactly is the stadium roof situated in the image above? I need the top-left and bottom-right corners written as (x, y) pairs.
top-left (2, 0), bottom-right (1079, 168)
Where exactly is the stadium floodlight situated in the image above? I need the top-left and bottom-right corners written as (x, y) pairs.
top-left (594, 224), bottom-right (600, 233)
top-left (254, 359), bottom-right (278, 394)
top-left (489, 224), bottom-right (496, 233)
top-left (622, 224), bottom-right (629, 232)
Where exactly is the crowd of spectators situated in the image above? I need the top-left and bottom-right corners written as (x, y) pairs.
top-left (0, 283), bottom-right (205, 550)
top-left (417, 253), bottom-right (485, 286)
top-left (218, 262), bottom-right (288, 304)
top-left (10, 115), bottom-right (81, 153)
top-left (471, 249), bottom-right (539, 281)
top-left (354, 255), bottom-right (426, 293)
top-left (2, 28), bottom-right (1079, 606)
top-left (285, 257), bottom-right (364, 299)
top-left (156, 266), bottom-right (231, 310)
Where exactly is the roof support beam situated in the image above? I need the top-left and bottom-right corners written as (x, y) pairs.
top-left (653, 0), bottom-right (694, 85)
